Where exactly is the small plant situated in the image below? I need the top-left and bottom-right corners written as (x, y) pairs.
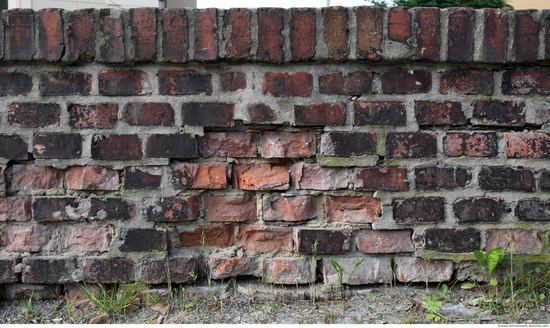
top-left (461, 247), bottom-right (505, 290)
top-left (330, 258), bottom-right (364, 300)
top-left (13, 292), bottom-right (41, 322)
top-left (309, 240), bottom-right (319, 303)
top-left (75, 280), bottom-right (146, 319)
top-left (423, 284), bottom-right (450, 322)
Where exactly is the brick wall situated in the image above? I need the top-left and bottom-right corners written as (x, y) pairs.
top-left (0, 6), bottom-right (549, 294)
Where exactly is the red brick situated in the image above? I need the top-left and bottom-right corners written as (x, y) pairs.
top-left (124, 166), bottom-right (162, 190)
top-left (0, 197), bottom-right (31, 222)
top-left (478, 166), bottom-right (535, 192)
top-left (292, 163), bottom-right (348, 190)
top-left (257, 8), bottom-right (283, 62)
top-left (39, 9), bottom-right (63, 62)
top-left (321, 132), bottom-right (376, 156)
top-left (381, 70), bottom-right (431, 93)
top-left (4, 226), bottom-right (57, 252)
top-left (238, 226), bottom-right (293, 252)
top-left (232, 164), bottom-right (289, 190)
top-left (22, 258), bottom-right (77, 284)
top-left (195, 9), bottom-right (218, 61)
top-left (486, 229), bottom-right (542, 254)
top-left (170, 164), bottom-right (227, 189)
top-left (219, 72), bottom-right (246, 92)
top-left (357, 230), bottom-right (414, 253)
top-left (162, 9), bottom-right (188, 63)
top-left (146, 134), bottom-right (197, 158)
top-left (123, 102), bottom-right (174, 126)
top-left (472, 100), bottom-right (525, 126)
top-left (443, 132), bottom-right (498, 157)
top-left (33, 133), bottom-right (82, 159)
top-left (99, 70), bottom-right (152, 96)
top-left (0, 258), bottom-right (21, 283)
top-left (69, 103), bottom-right (118, 129)
top-left (297, 228), bottom-right (350, 254)
top-left (415, 8), bottom-right (440, 62)
top-left (415, 166), bottom-right (470, 191)
top-left (66, 166), bottom-right (119, 190)
top-left (82, 258), bottom-right (134, 283)
top-left (454, 197), bottom-right (505, 224)
top-left (395, 257), bottom-right (453, 283)
top-left (204, 194), bottom-right (257, 222)
top-left (325, 196), bottom-right (380, 223)
top-left (354, 167), bottom-right (408, 191)
top-left (10, 164), bottom-right (63, 192)
top-left (60, 226), bottom-right (111, 252)
top-left (261, 131), bottom-right (315, 158)
top-left (101, 9), bottom-right (125, 63)
top-left (440, 70), bottom-right (493, 95)
top-left (354, 101), bottom-right (406, 126)
top-left (424, 228), bottom-right (481, 253)
top-left (393, 197), bottom-right (445, 224)
top-left (6, 284), bottom-right (61, 300)
top-left (505, 133), bottom-right (550, 159)
top-left (90, 198), bottom-right (135, 221)
top-left (319, 71), bottom-right (372, 95)
top-left (262, 72), bottom-right (313, 97)
top-left (323, 7), bottom-right (349, 60)
top-left (131, 8), bottom-right (157, 61)
top-left (0, 72), bottom-right (32, 96)
top-left (209, 257), bottom-right (260, 280)
top-left (501, 71), bottom-right (550, 95)
top-left (294, 102), bottom-right (346, 126)
top-left (69, 9), bottom-right (95, 61)
top-left (32, 197), bottom-right (85, 221)
top-left (248, 103), bottom-right (278, 124)
top-left (119, 228), bottom-right (167, 252)
top-left (91, 135), bottom-right (142, 160)
top-left (514, 11), bottom-right (538, 63)
top-left (201, 132), bottom-right (256, 158)
top-left (141, 258), bottom-right (197, 284)
top-left (415, 101), bottom-right (465, 125)
top-left (290, 9), bottom-right (316, 61)
top-left (263, 195), bottom-right (317, 222)
top-left (263, 258), bottom-right (312, 285)
top-left (482, 8), bottom-right (508, 64)
top-left (356, 6), bottom-right (383, 61)
top-left (182, 102), bottom-right (234, 127)
top-left (9, 9), bottom-right (34, 60)
top-left (8, 103), bottom-right (60, 128)
top-left (159, 70), bottom-right (212, 95)
top-left (447, 7), bottom-right (474, 62)
top-left (224, 9), bottom-right (251, 59)
top-left (386, 132), bottom-right (437, 158)
top-left (388, 7), bottom-right (411, 43)
top-left (180, 225), bottom-right (234, 247)
top-left (146, 197), bottom-right (199, 222)
top-left (0, 134), bottom-right (28, 160)
top-left (40, 71), bottom-right (91, 96)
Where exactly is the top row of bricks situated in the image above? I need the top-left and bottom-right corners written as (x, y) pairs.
top-left (3, 7), bottom-right (550, 64)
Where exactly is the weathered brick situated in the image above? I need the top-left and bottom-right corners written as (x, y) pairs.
top-left (482, 8), bottom-right (508, 63)
top-left (182, 102), bottom-right (234, 127)
top-left (40, 72), bottom-right (91, 96)
top-left (294, 102), bottom-right (346, 126)
top-left (162, 9), bottom-right (188, 63)
top-left (8, 103), bottom-right (60, 128)
top-left (501, 71), bottom-right (550, 95)
top-left (32, 197), bottom-right (84, 221)
top-left (69, 103), bottom-right (118, 129)
top-left (60, 226), bottom-right (111, 252)
top-left (395, 257), bottom-right (453, 282)
top-left (478, 166), bottom-right (535, 192)
top-left (146, 134), bottom-right (197, 158)
top-left (261, 131), bottom-right (315, 158)
top-left (414, 167), bottom-right (471, 191)
top-left (90, 198), bottom-right (135, 221)
top-left (145, 197), bottom-right (199, 222)
top-left (323, 7), bottom-right (349, 60)
top-left (10, 9), bottom-right (34, 60)
top-left (33, 133), bottom-right (82, 159)
top-left (393, 197), bottom-right (445, 224)
top-left (262, 72), bottom-right (313, 97)
top-left (517, 198), bottom-right (550, 222)
top-left (82, 258), bottom-right (134, 283)
top-left (536, 109), bottom-right (550, 125)
top-left (131, 8), bottom-right (157, 61)
top-left (141, 258), bottom-right (197, 284)
top-left (0, 258), bottom-right (21, 283)
top-left (99, 70), bottom-right (152, 96)
top-left (209, 257), bottom-right (260, 280)
top-left (123, 102), bottom-right (175, 126)
top-left (238, 226), bottom-right (293, 252)
top-left (297, 229), bottom-right (350, 254)
top-left (68, 9), bottom-right (95, 61)
top-left (66, 166), bottom-right (119, 190)
top-left (354, 101), bottom-right (406, 126)
top-left (248, 103), bottom-right (278, 124)
top-left (202, 132), bottom-right (256, 158)
top-left (6, 284), bottom-right (61, 300)
top-left (194, 9), bottom-right (218, 61)
top-left (22, 258), bottom-right (77, 284)
top-left (257, 8), bottom-right (283, 62)
top-left (381, 70), bottom-right (431, 93)
top-left (290, 9), bottom-right (316, 61)
top-left (454, 198), bottom-right (505, 224)
top-left (4, 226), bottom-right (57, 252)
top-left (10, 164), bottom-right (63, 192)
top-left (232, 164), bottom-right (289, 190)
top-left (0, 135), bottom-right (28, 160)
top-left (356, 6), bottom-right (383, 61)
top-left (119, 228), bottom-right (167, 252)
top-left (204, 194), bottom-right (257, 222)
top-left (219, 72), bottom-right (246, 92)
top-left (486, 229), bottom-right (542, 254)
top-left (357, 230), bottom-right (414, 253)
top-left (224, 9), bottom-right (251, 59)
top-left (325, 196), bottom-right (380, 223)
top-left (540, 170), bottom-right (550, 192)
top-left (158, 70), bottom-right (212, 95)
top-left (355, 167), bottom-right (408, 191)
top-left (319, 71), bottom-right (372, 95)
top-left (180, 225), bottom-right (235, 247)
top-left (100, 9), bottom-right (124, 63)
top-left (39, 9), bottom-right (64, 62)
top-left (415, 7), bottom-right (440, 62)
top-left (514, 11), bottom-right (538, 63)
top-left (263, 195), bottom-right (317, 222)
top-left (505, 133), bottom-right (550, 159)
top-left (0, 197), bottom-right (31, 222)
top-left (424, 228), bottom-right (480, 253)
top-left (292, 163), bottom-right (348, 190)
top-left (263, 258), bottom-right (312, 285)
top-left (415, 101), bottom-right (465, 126)
top-left (0, 168), bottom-right (4, 192)
top-left (388, 7), bottom-right (411, 43)
top-left (545, 10), bottom-right (550, 61)
top-left (447, 7), bottom-right (474, 62)
top-left (386, 132), bottom-right (437, 158)
top-left (443, 132), bottom-right (498, 157)
top-left (124, 166), bottom-right (162, 190)
top-left (91, 135), bottom-right (142, 160)
top-left (324, 257), bottom-right (391, 285)
top-left (0, 72), bottom-right (32, 96)
top-left (321, 132), bottom-right (376, 156)
top-left (440, 70), bottom-right (493, 95)
top-left (171, 164), bottom-right (227, 189)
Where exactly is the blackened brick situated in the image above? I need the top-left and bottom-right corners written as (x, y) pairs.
top-left (123, 102), bottom-right (174, 126)
top-left (101, 9), bottom-right (125, 63)
top-left (141, 258), bottom-right (197, 284)
top-left (0, 135), bottom-right (27, 160)
top-left (294, 102), bottom-right (346, 126)
top-left (182, 103), bottom-right (234, 127)
top-left (440, 70), bottom-right (493, 95)
top-left (146, 197), bottom-right (199, 222)
top-left (540, 170), bottom-right (550, 191)
top-left (393, 197), bottom-right (445, 224)
top-left (323, 7), bottom-right (349, 60)
top-left (263, 72), bottom-right (313, 97)
top-left (32, 197), bottom-right (82, 221)
top-left (388, 7), bottom-right (411, 43)
top-left (381, 70), bottom-right (431, 93)
top-left (131, 8), bottom-right (157, 61)
top-left (414, 167), bottom-right (471, 191)
top-left (195, 9), bottom-right (218, 61)
top-left (10, 9), bottom-right (34, 60)
top-left (482, 8), bottom-right (508, 64)
top-left (443, 132), bottom-right (498, 157)
top-left (297, 229), bottom-right (350, 254)
top-left (290, 9), bottom-right (316, 61)
top-left (320, 132), bottom-right (376, 156)
top-left (454, 198), bottom-right (505, 223)
top-left (224, 9), bottom-right (251, 59)
top-left (220, 72), bottom-right (246, 92)
top-left (472, 101), bottom-right (525, 126)
top-left (99, 70), bottom-right (152, 96)
top-left (146, 134), bottom-right (197, 158)
top-left (69, 103), bottom-right (118, 129)
top-left (478, 166), bottom-right (535, 192)
top-left (415, 101), bottom-right (465, 125)
top-left (545, 10), bottom-right (550, 61)
top-left (124, 166), bottom-right (162, 190)
top-left (8, 103), bottom-right (60, 128)
top-left (386, 133), bottom-right (437, 158)
top-left (40, 72), bottom-right (91, 96)
top-left (39, 9), bottom-right (64, 62)
top-left (257, 8), bottom-right (283, 62)
top-left (83, 258), bottom-right (134, 283)
top-left (33, 133), bottom-right (82, 159)
top-left (514, 10), bottom-right (538, 63)
top-left (0, 73), bottom-right (32, 96)
top-left (22, 258), bottom-right (76, 284)
top-left (0, 258), bottom-right (21, 283)
top-left (447, 7), bottom-right (474, 62)
top-left (90, 198), bottom-right (135, 221)
top-left (502, 71), bottom-right (550, 95)
top-left (248, 103), bottom-right (277, 124)
top-left (120, 229), bottom-right (166, 252)
top-left (355, 167), bottom-right (409, 191)
top-left (319, 71), bottom-right (372, 95)
top-left (517, 198), bottom-right (550, 222)
top-left (91, 135), bottom-right (142, 160)
top-left (356, 6), bottom-right (383, 61)
top-left (159, 70), bottom-right (212, 95)
top-left (163, 9), bottom-right (188, 63)
top-left (415, 7), bottom-right (440, 62)
top-left (424, 229), bottom-right (480, 253)
top-left (354, 101), bottom-right (406, 126)
top-left (69, 9), bottom-right (95, 61)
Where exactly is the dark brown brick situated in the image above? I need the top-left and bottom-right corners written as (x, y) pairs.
top-left (32, 197), bottom-right (82, 221)
top-left (354, 101), bottom-right (406, 126)
top-left (356, 6), bottom-right (383, 61)
top-left (219, 72), bottom-right (246, 92)
top-left (323, 7), bottom-right (349, 60)
top-left (33, 133), bottom-right (82, 159)
top-left (540, 170), bottom-right (550, 191)
top-left (454, 198), bottom-right (505, 224)
top-left (263, 195), bottom-right (317, 222)
top-left (514, 10), bottom-right (538, 63)
top-left (90, 198), bottom-right (135, 221)
top-left (248, 103), bottom-right (278, 124)
top-left (443, 132), bottom-right (498, 157)
top-left (415, 7), bottom-right (440, 62)
top-left (381, 70), bottom-right (431, 93)
top-left (39, 9), bottom-right (64, 62)
top-left (294, 102), bottom-right (345, 126)
top-left (10, 9), bottom-right (34, 60)
top-left (69, 9), bottom-right (95, 61)
top-left (257, 8), bottom-right (283, 62)
top-left (415, 167), bottom-right (471, 191)
top-left (131, 8), bottom-right (157, 61)
top-left (290, 8), bottom-right (316, 61)
top-left (124, 166), bottom-right (162, 190)
top-left (182, 103), bottom-right (234, 127)
top-left (447, 7), bottom-right (474, 62)
top-left (224, 9), bottom-right (251, 59)
top-left (0, 258), bottom-right (21, 283)
top-left (120, 228), bottom-right (166, 252)
top-left (482, 8), bottom-right (508, 63)
top-left (195, 9), bottom-right (218, 61)
top-left (388, 7), bottom-right (411, 43)
top-left (163, 9), bottom-right (188, 63)
top-left (146, 197), bottom-right (199, 222)
top-left (204, 194), bottom-right (257, 222)
top-left (83, 258), bottom-right (134, 283)
top-left (319, 71), bottom-right (372, 95)
top-left (69, 103), bottom-right (118, 129)
top-left (91, 135), bottom-right (142, 160)
top-left (424, 229), bottom-right (480, 253)
top-left (545, 10), bottom-right (550, 61)
top-left (100, 9), bottom-right (125, 63)
top-left (354, 167), bottom-right (408, 191)
top-left (40, 72), bottom-right (91, 96)
top-left (0, 73), bottom-right (32, 96)
top-left (0, 135), bottom-right (27, 160)
top-left (478, 166), bottom-right (535, 192)
top-left (415, 101), bottom-right (465, 125)
top-left (159, 70), bottom-right (212, 95)
top-left (141, 258), bottom-right (197, 284)
top-left (297, 229), bottom-right (350, 254)
top-left (505, 133), bottom-right (550, 159)
top-left (8, 103), bottom-right (60, 128)
top-left (99, 70), bottom-right (152, 96)
top-left (517, 198), bottom-right (550, 222)
top-left (440, 70), bottom-right (493, 95)
top-left (502, 71), bottom-right (550, 95)
top-left (201, 132), bottom-right (257, 158)
top-left (180, 225), bottom-right (235, 247)
top-left (393, 197), bottom-right (445, 224)
top-left (386, 132), bottom-right (437, 158)
top-left (22, 258), bottom-right (76, 284)
top-left (472, 100), bottom-right (525, 126)
top-left (321, 132), bottom-right (376, 156)
top-left (146, 134), bottom-right (197, 158)
top-left (262, 72), bottom-right (313, 97)
top-left (123, 102), bottom-right (174, 126)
